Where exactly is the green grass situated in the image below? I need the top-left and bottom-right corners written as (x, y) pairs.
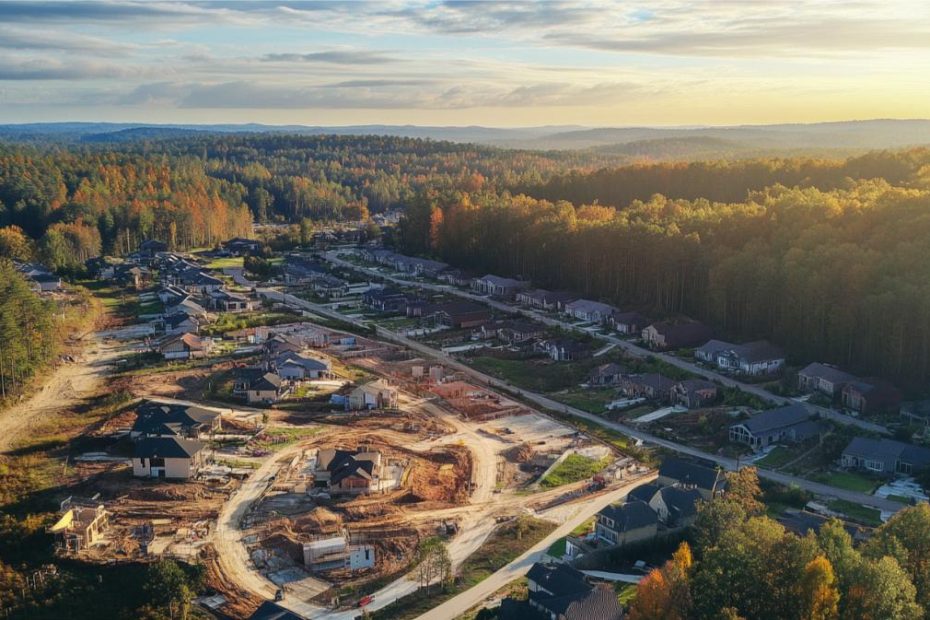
top-left (813, 471), bottom-right (878, 493)
top-left (204, 256), bottom-right (244, 269)
top-left (827, 499), bottom-right (882, 527)
top-left (886, 494), bottom-right (915, 504)
top-left (616, 583), bottom-right (638, 605)
top-left (254, 426), bottom-right (321, 451)
top-left (756, 446), bottom-right (798, 469)
top-left (468, 355), bottom-right (588, 392)
top-left (554, 387), bottom-right (617, 413)
top-left (546, 537), bottom-right (567, 558)
top-left (540, 454), bottom-right (610, 488)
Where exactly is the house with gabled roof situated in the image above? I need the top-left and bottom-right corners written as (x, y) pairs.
top-left (728, 404), bottom-right (822, 451)
top-left (619, 373), bottom-right (675, 402)
top-left (274, 351), bottom-right (332, 380)
top-left (670, 379), bottom-right (718, 408)
top-left (130, 400), bottom-right (220, 440)
top-left (657, 457), bottom-right (726, 500)
top-left (523, 562), bottom-right (624, 620)
top-left (563, 299), bottom-right (618, 325)
top-left (314, 448), bottom-right (383, 494)
top-left (132, 437), bottom-right (204, 479)
top-left (472, 274), bottom-right (529, 299)
top-left (245, 372), bottom-right (288, 404)
top-left (587, 363), bottom-right (626, 387)
top-left (515, 288), bottom-right (577, 311)
top-left (348, 379), bottom-right (397, 410)
top-left (841, 437), bottom-right (930, 477)
top-left (610, 311), bottom-right (649, 335)
top-left (798, 363), bottom-right (857, 397)
top-left (158, 332), bottom-right (210, 360)
top-left (696, 340), bottom-right (785, 376)
top-left (595, 500), bottom-right (659, 546)
top-left (642, 320), bottom-right (713, 351)
top-left (841, 378), bottom-right (901, 415)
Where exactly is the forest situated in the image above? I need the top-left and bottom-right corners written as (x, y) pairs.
top-left (627, 468), bottom-right (930, 620)
top-left (398, 149), bottom-right (930, 390)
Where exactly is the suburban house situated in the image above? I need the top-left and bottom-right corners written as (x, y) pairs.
top-left (362, 287), bottom-right (410, 313)
top-left (274, 352), bottom-right (332, 380)
top-left (30, 272), bottom-right (64, 292)
top-left (595, 500), bottom-right (659, 546)
top-left (587, 363), bottom-right (626, 387)
top-left (619, 373), bottom-right (676, 402)
top-left (610, 311), bottom-right (649, 335)
top-left (178, 269), bottom-right (224, 294)
top-left (132, 437), bottom-right (204, 479)
top-left (841, 437), bottom-right (930, 477)
top-left (695, 340), bottom-right (786, 376)
top-left (157, 285), bottom-right (189, 307)
top-left (482, 319), bottom-right (545, 344)
top-left (48, 497), bottom-right (109, 553)
top-left (901, 400), bottom-right (930, 427)
top-left (249, 602), bottom-right (302, 620)
top-left (472, 274), bottom-right (529, 299)
top-left (224, 237), bottom-right (262, 255)
top-left (515, 289), bottom-right (577, 311)
top-left (563, 299), bottom-right (618, 324)
top-left (158, 332), bottom-right (210, 360)
top-left (522, 562), bottom-right (624, 620)
top-left (139, 239), bottom-right (168, 256)
top-left (657, 457), bottom-right (726, 500)
top-left (641, 320), bottom-right (713, 351)
top-left (166, 298), bottom-right (209, 320)
top-left (314, 448), bottom-right (383, 494)
top-left (209, 289), bottom-right (259, 313)
top-left (245, 372), bottom-right (288, 404)
top-left (428, 301), bottom-right (491, 329)
top-left (797, 363), bottom-right (857, 396)
top-left (542, 338), bottom-right (594, 362)
top-left (436, 269), bottom-right (474, 287)
top-left (670, 379), bottom-right (719, 408)
top-left (348, 379), bottom-right (398, 410)
top-left (130, 401), bottom-right (221, 439)
top-left (302, 536), bottom-right (375, 573)
top-left (264, 333), bottom-right (304, 356)
top-left (629, 485), bottom-right (703, 529)
top-left (841, 379), bottom-right (901, 415)
top-left (728, 404), bottom-right (822, 451)
top-left (158, 312), bottom-right (201, 335)
top-left (392, 255), bottom-right (448, 278)
top-left (310, 274), bottom-right (350, 298)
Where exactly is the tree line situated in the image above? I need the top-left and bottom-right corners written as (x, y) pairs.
top-left (397, 154), bottom-right (930, 390)
top-left (628, 468), bottom-right (930, 620)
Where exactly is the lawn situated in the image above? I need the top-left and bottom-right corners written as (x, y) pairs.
top-left (756, 446), bottom-right (798, 469)
top-left (204, 256), bottom-right (244, 269)
top-left (616, 583), bottom-right (638, 606)
top-left (540, 454), bottom-right (611, 488)
top-left (546, 537), bottom-right (566, 558)
top-left (812, 471), bottom-right (878, 493)
top-left (553, 387), bottom-right (617, 413)
top-left (468, 355), bottom-right (589, 392)
top-left (827, 499), bottom-right (883, 527)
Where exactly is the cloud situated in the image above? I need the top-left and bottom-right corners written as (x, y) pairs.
top-left (0, 56), bottom-right (147, 80)
top-left (0, 26), bottom-right (136, 53)
top-left (260, 50), bottom-right (396, 65)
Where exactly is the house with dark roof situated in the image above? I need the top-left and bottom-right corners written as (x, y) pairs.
top-left (650, 486), bottom-right (703, 528)
top-left (157, 285), bottom-right (189, 307)
top-left (670, 379), bottom-right (718, 408)
top-left (516, 289), bottom-right (577, 312)
top-left (132, 437), bottom-right (204, 479)
top-left (657, 457), bottom-right (725, 500)
top-left (610, 311), bottom-right (649, 336)
top-left (841, 379), bottom-right (901, 415)
top-left (641, 320), bottom-right (712, 351)
top-left (245, 372), bottom-right (288, 404)
top-left (587, 363), bottom-right (626, 387)
top-left (521, 562), bottom-right (623, 620)
top-left (563, 299), bottom-right (618, 325)
top-left (696, 340), bottom-right (785, 376)
top-left (139, 239), bottom-right (168, 256)
top-left (130, 401), bottom-right (220, 440)
top-left (177, 269), bottom-right (224, 294)
top-left (224, 237), bottom-right (262, 256)
top-left (483, 319), bottom-right (546, 344)
top-left (362, 287), bottom-right (410, 313)
top-left (798, 363), bottom-right (857, 397)
top-left (595, 500), bottom-right (659, 546)
top-left (209, 288), bottom-right (259, 313)
top-left (543, 338), bottom-right (594, 362)
top-left (157, 312), bottom-right (200, 335)
top-left (840, 437), bottom-right (930, 477)
top-left (274, 351), bottom-right (332, 380)
top-left (428, 301), bottom-right (491, 329)
top-left (472, 274), bottom-right (529, 299)
top-left (158, 332), bottom-right (209, 360)
top-left (728, 404), bottom-right (822, 451)
top-left (248, 602), bottom-right (303, 620)
top-left (314, 448), bottom-right (383, 494)
top-left (618, 373), bottom-right (676, 402)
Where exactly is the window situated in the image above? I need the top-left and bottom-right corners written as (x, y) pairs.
top-left (864, 459), bottom-right (883, 472)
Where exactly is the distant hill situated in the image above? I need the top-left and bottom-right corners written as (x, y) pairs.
top-left (2, 119), bottom-right (930, 157)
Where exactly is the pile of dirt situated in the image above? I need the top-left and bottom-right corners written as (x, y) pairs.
top-left (503, 443), bottom-right (535, 463)
top-left (406, 446), bottom-right (471, 504)
top-left (292, 507), bottom-right (344, 534)
top-left (261, 531), bottom-right (304, 563)
top-left (201, 547), bottom-right (264, 620)
top-left (339, 503), bottom-right (401, 521)
top-left (128, 484), bottom-right (207, 502)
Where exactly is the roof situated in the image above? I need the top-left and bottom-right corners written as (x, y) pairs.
top-left (519, 289), bottom-right (576, 304)
top-left (561, 584), bottom-right (625, 620)
top-left (734, 340), bottom-right (785, 363)
top-left (799, 362), bottom-right (857, 385)
top-left (132, 401), bottom-right (218, 436)
top-left (431, 301), bottom-right (489, 318)
top-left (163, 313), bottom-right (199, 328)
top-left (353, 378), bottom-right (395, 396)
top-left (735, 403), bottom-right (811, 435)
top-left (843, 437), bottom-right (930, 468)
top-left (611, 310), bottom-right (647, 325)
top-left (658, 457), bottom-right (723, 491)
top-left (477, 274), bottom-right (526, 288)
top-left (276, 352), bottom-right (330, 371)
top-left (321, 449), bottom-right (379, 485)
top-left (627, 483), bottom-right (661, 503)
top-left (598, 500), bottom-right (658, 532)
top-left (625, 373), bottom-right (675, 391)
top-left (549, 339), bottom-right (593, 353)
top-left (251, 372), bottom-right (283, 391)
top-left (565, 299), bottom-right (617, 315)
top-left (159, 332), bottom-right (205, 351)
top-left (589, 363), bottom-right (625, 379)
top-left (249, 601), bottom-right (304, 620)
top-left (526, 563), bottom-right (590, 601)
top-left (659, 486), bottom-right (703, 521)
top-left (675, 378), bottom-right (717, 392)
top-left (134, 436), bottom-right (203, 459)
top-left (696, 339), bottom-right (735, 357)
top-left (647, 320), bottom-right (712, 345)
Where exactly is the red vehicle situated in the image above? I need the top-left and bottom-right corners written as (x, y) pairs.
top-left (358, 595), bottom-right (374, 608)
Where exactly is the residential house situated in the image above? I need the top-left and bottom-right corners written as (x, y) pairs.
top-left (249, 602), bottom-right (303, 620)
top-left (437, 269), bottom-right (474, 287)
top-left (696, 340), bottom-right (786, 376)
top-left (224, 237), bottom-right (262, 256)
top-left (314, 448), bottom-right (383, 494)
top-left (516, 289), bottom-right (577, 311)
top-left (282, 257), bottom-right (329, 285)
top-left (166, 298), bottom-right (208, 320)
top-left (728, 404), bottom-right (821, 451)
top-left (646, 486), bottom-right (703, 528)
top-left (132, 436), bottom-right (204, 479)
top-left (139, 239), bottom-right (168, 256)
top-left (595, 500), bottom-right (659, 546)
top-left (797, 363), bottom-right (857, 397)
top-left (274, 352), bottom-right (332, 380)
top-left (362, 287), bottom-right (409, 313)
top-left (178, 269), bottom-right (224, 294)
top-left (619, 373), bottom-right (675, 402)
top-left (610, 311), bottom-right (649, 336)
top-left (157, 285), bottom-right (189, 307)
top-left (263, 333), bottom-right (305, 356)
top-left (841, 437), bottom-right (930, 477)
top-left (245, 372), bottom-right (288, 404)
top-left (587, 363), bottom-right (626, 387)
top-left (543, 338), bottom-right (593, 362)
top-left (310, 274), bottom-right (350, 298)
top-left (232, 367), bottom-right (266, 398)
top-left (158, 312), bottom-right (200, 335)
top-left (901, 400), bottom-right (930, 428)
top-left (30, 272), bottom-right (63, 292)
top-left (130, 400), bottom-right (220, 439)
top-left (114, 265), bottom-right (145, 290)
top-left (302, 536), bottom-right (375, 573)
top-left (210, 289), bottom-right (259, 313)
top-left (563, 299), bottom-right (617, 325)
top-left (472, 274), bottom-right (529, 299)
top-left (670, 379), bottom-right (719, 408)
top-left (428, 301), bottom-right (491, 329)
top-left (158, 332), bottom-right (210, 360)
top-left (48, 497), bottom-right (109, 553)
top-left (841, 379), bottom-right (901, 415)
top-left (493, 320), bottom-right (545, 344)
top-left (348, 379), bottom-right (398, 410)
top-left (657, 457), bottom-right (725, 500)
top-left (523, 562), bottom-right (624, 620)
top-left (392, 255), bottom-right (448, 278)
top-left (641, 320), bottom-right (713, 350)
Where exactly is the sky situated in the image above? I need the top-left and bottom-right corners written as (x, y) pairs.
top-left (1, 0), bottom-right (929, 127)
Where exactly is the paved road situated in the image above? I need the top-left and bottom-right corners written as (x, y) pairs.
top-left (260, 285), bottom-right (903, 514)
top-left (322, 251), bottom-right (890, 437)
top-left (414, 474), bottom-right (656, 620)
